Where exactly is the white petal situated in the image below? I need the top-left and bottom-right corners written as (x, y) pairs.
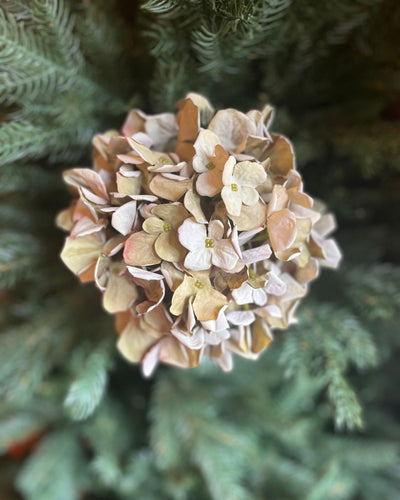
top-left (178, 218), bottom-right (207, 251)
top-left (184, 248), bottom-right (212, 271)
top-left (242, 244), bottom-right (272, 265)
top-left (212, 240), bottom-right (239, 271)
top-left (226, 310), bottom-right (255, 326)
top-left (127, 266), bottom-right (163, 280)
top-left (232, 282), bottom-right (254, 305)
top-left (111, 201), bottom-right (137, 235)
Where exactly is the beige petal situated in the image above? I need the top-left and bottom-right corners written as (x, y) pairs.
top-left (103, 265), bottom-right (138, 313)
top-left (213, 240), bottom-right (239, 271)
top-left (56, 205), bottom-right (75, 231)
top-left (229, 200), bottom-right (267, 231)
top-left (170, 274), bottom-right (197, 317)
top-left (267, 209), bottom-right (297, 252)
top-left (103, 234), bottom-right (126, 256)
top-left (117, 316), bottom-right (156, 363)
top-left (116, 171), bottom-right (142, 195)
top-left (145, 113), bottom-right (178, 150)
top-left (313, 213), bottom-right (336, 237)
top-left (241, 186), bottom-right (259, 207)
top-left (184, 190), bottom-right (207, 223)
top-left (142, 216), bottom-right (165, 234)
top-left (149, 174), bottom-right (192, 201)
top-left (155, 230), bottom-right (187, 263)
top-left (194, 286), bottom-right (228, 321)
top-left (196, 168), bottom-right (223, 197)
top-left (122, 109), bottom-right (146, 136)
top-left (266, 135), bottom-right (295, 176)
top-left (267, 185), bottom-right (289, 215)
top-left (123, 231), bottom-right (160, 266)
top-left (142, 304), bottom-right (172, 335)
top-left (153, 203), bottom-right (189, 227)
top-left (60, 234), bottom-right (103, 275)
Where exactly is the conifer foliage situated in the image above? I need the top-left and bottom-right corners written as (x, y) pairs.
top-left (0, 1), bottom-right (399, 499)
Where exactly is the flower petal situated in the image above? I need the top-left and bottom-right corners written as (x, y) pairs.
top-left (142, 216), bottom-right (165, 234)
top-left (192, 129), bottom-right (220, 172)
top-left (240, 186), bottom-right (259, 207)
top-left (149, 174), bottom-right (192, 201)
top-left (184, 189), bottom-right (207, 223)
top-left (170, 274), bottom-right (197, 317)
top-left (184, 248), bottom-right (212, 271)
top-left (229, 200), bottom-right (267, 231)
top-left (178, 218), bottom-right (207, 251)
top-left (194, 287), bottom-right (228, 321)
top-left (226, 310), bottom-right (255, 326)
top-left (212, 240), bottom-right (239, 271)
top-left (221, 186), bottom-right (242, 216)
top-left (267, 209), bottom-right (297, 252)
top-left (111, 201), bottom-right (137, 235)
top-left (266, 134), bottom-right (295, 176)
top-left (209, 109), bottom-right (256, 151)
top-left (123, 231), bottom-right (160, 266)
top-left (117, 316), bottom-right (156, 363)
top-left (103, 265), bottom-right (138, 313)
top-left (232, 161), bottom-right (267, 188)
top-left (155, 230), bottom-right (186, 263)
top-left (60, 234), bottom-right (103, 276)
top-left (208, 219), bottom-right (224, 240)
top-left (242, 244), bottom-right (272, 265)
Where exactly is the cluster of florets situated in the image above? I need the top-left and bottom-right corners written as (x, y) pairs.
top-left (57, 93), bottom-right (341, 376)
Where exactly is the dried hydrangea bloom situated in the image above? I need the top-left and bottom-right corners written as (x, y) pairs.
top-left (57, 93), bottom-right (341, 376)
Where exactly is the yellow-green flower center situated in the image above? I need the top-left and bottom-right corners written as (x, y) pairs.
top-left (206, 162), bottom-right (215, 171)
top-left (194, 280), bottom-right (205, 289)
top-left (205, 238), bottom-right (214, 248)
top-left (163, 223), bottom-right (172, 232)
top-left (243, 304), bottom-right (250, 310)
top-left (248, 267), bottom-right (255, 279)
top-left (231, 183), bottom-right (238, 192)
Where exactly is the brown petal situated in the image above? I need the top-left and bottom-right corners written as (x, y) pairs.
top-left (175, 98), bottom-right (199, 160)
top-left (193, 287), bottom-right (228, 321)
top-left (184, 190), bottom-right (207, 223)
top-left (123, 231), bottom-right (160, 266)
top-left (103, 264), bottom-right (138, 313)
top-left (251, 320), bottom-right (273, 354)
top-left (266, 135), bottom-right (295, 176)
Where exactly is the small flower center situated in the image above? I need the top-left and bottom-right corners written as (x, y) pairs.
top-left (243, 304), bottom-right (250, 310)
top-left (194, 280), bottom-right (205, 289)
top-left (205, 238), bottom-right (214, 248)
top-left (248, 267), bottom-right (255, 279)
top-left (206, 162), bottom-right (215, 171)
top-left (231, 183), bottom-right (238, 192)
top-left (163, 223), bottom-right (172, 232)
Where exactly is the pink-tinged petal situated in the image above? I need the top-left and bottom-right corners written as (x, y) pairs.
top-left (266, 134), bottom-right (295, 176)
top-left (208, 219), bottom-right (224, 240)
top-left (122, 109), bottom-right (146, 136)
top-left (63, 168), bottom-right (109, 202)
top-left (211, 349), bottom-right (233, 372)
top-left (193, 129), bottom-right (220, 172)
top-left (60, 234), bottom-right (103, 276)
top-left (242, 244), bottom-right (272, 265)
top-left (148, 163), bottom-right (183, 173)
top-left (111, 201), bottom-right (137, 235)
top-left (126, 137), bottom-right (157, 164)
top-left (229, 225), bottom-right (243, 259)
top-left (178, 218), bottom-right (207, 251)
top-left (71, 217), bottom-right (106, 238)
top-left (123, 231), bottom-right (160, 266)
top-left (80, 186), bottom-right (108, 206)
top-left (253, 288), bottom-right (267, 306)
top-left (196, 170), bottom-right (223, 197)
top-left (117, 317), bottom-right (156, 363)
top-left (94, 255), bottom-right (110, 291)
top-left (221, 187), bottom-right (242, 216)
top-left (149, 174), bottom-right (192, 201)
top-left (267, 209), bottom-right (297, 252)
top-left (226, 310), bottom-right (255, 326)
top-left (240, 186), bottom-right (259, 206)
top-left (290, 204), bottom-right (321, 224)
top-left (237, 227), bottom-right (264, 245)
top-left (230, 201), bottom-right (267, 231)
top-left (212, 240), bottom-right (239, 271)
top-left (209, 109), bottom-right (256, 151)
top-left (141, 341), bottom-right (162, 377)
top-left (127, 266), bottom-right (163, 280)
top-left (275, 247), bottom-right (302, 262)
top-left (128, 194), bottom-right (158, 202)
top-left (232, 282), bottom-right (254, 305)
top-left (160, 262), bottom-right (184, 291)
top-left (222, 155), bottom-right (236, 185)
top-left (184, 248), bottom-right (212, 271)
top-left (265, 273), bottom-right (287, 296)
top-left (116, 153), bottom-right (143, 165)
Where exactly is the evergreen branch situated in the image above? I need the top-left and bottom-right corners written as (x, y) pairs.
top-left (0, 231), bottom-right (41, 287)
top-left (0, 121), bottom-right (93, 166)
top-left (0, 164), bottom-right (59, 195)
top-left (0, 411), bottom-right (44, 454)
top-left (16, 431), bottom-right (86, 500)
top-left (64, 342), bottom-right (113, 421)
